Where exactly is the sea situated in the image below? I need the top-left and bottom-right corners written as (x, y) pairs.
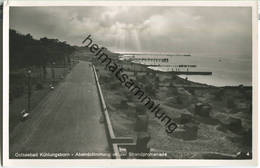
top-left (127, 55), bottom-right (252, 87)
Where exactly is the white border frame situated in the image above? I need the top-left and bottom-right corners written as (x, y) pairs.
top-left (3, 1), bottom-right (258, 166)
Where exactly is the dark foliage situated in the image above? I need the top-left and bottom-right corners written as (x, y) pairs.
top-left (9, 29), bottom-right (76, 99)
top-left (10, 29), bottom-right (75, 70)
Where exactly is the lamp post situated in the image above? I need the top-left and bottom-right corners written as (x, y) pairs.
top-left (27, 69), bottom-right (32, 113)
top-left (64, 57), bottom-right (66, 74)
top-left (51, 62), bottom-right (56, 83)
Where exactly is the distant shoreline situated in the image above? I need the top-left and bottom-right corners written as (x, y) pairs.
top-left (177, 75), bottom-right (252, 88)
top-left (127, 60), bottom-right (252, 88)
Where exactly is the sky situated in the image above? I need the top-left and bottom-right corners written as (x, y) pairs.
top-left (10, 6), bottom-right (252, 58)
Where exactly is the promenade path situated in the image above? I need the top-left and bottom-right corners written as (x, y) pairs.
top-left (9, 61), bottom-right (110, 159)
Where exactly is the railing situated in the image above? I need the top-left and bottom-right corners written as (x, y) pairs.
top-left (92, 65), bottom-right (135, 159)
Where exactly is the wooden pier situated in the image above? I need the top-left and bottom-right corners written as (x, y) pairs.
top-left (133, 58), bottom-right (169, 63)
top-left (123, 68), bottom-right (212, 75)
top-left (173, 71), bottom-right (212, 75)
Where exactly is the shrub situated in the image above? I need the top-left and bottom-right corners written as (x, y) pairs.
top-left (226, 98), bottom-right (235, 109)
top-left (35, 83), bottom-right (44, 90)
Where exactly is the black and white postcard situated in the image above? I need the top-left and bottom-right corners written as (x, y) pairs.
top-left (2, 0), bottom-right (258, 166)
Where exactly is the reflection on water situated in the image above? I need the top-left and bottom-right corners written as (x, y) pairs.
top-left (124, 55), bottom-right (252, 86)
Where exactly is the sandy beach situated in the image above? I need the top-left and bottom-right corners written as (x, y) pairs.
top-left (82, 49), bottom-right (253, 159)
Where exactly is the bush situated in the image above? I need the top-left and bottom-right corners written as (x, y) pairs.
top-left (226, 98), bottom-right (235, 109)
top-left (226, 117), bottom-right (242, 132)
top-left (10, 73), bottom-right (26, 99)
top-left (13, 85), bottom-right (25, 97)
top-left (126, 93), bottom-right (134, 101)
top-left (35, 83), bottom-right (44, 90)
top-left (213, 89), bottom-right (224, 101)
top-left (172, 86), bottom-right (179, 95)
top-left (144, 84), bottom-right (156, 97)
top-left (120, 100), bottom-right (128, 107)
top-left (176, 96), bottom-right (183, 105)
top-left (109, 82), bottom-right (120, 90)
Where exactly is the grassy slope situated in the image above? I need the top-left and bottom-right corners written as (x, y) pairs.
top-left (91, 49), bottom-right (252, 159)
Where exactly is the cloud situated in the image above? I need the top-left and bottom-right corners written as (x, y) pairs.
top-left (10, 6), bottom-right (252, 58)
